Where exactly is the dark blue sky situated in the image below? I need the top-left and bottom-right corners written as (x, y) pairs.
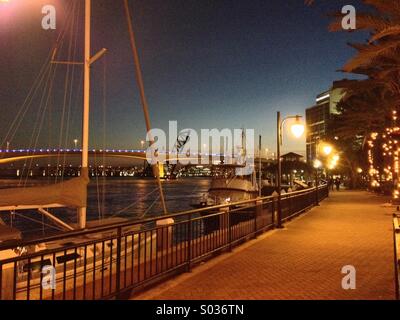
top-left (0, 0), bottom-right (366, 155)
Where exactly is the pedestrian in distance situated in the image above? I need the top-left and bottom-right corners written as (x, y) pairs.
top-left (328, 178), bottom-right (334, 191)
top-left (335, 178), bottom-right (341, 191)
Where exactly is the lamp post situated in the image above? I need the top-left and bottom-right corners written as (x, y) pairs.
top-left (73, 139), bottom-right (78, 150)
top-left (321, 142), bottom-right (333, 194)
top-left (276, 111), bottom-right (304, 228)
top-left (313, 159), bottom-right (322, 205)
top-left (140, 140), bottom-right (146, 172)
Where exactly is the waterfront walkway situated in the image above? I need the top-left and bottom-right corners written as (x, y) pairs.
top-left (133, 191), bottom-right (395, 300)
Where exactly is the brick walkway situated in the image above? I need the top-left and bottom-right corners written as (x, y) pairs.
top-left (133, 191), bottom-right (395, 300)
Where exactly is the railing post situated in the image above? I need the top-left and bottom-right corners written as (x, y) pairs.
top-left (277, 193), bottom-right (283, 228)
top-left (394, 230), bottom-right (399, 300)
top-left (228, 209), bottom-right (232, 251)
top-left (271, 197), bottom-right (275, 226)
top-left (254, 199), bottom-right (262, 238)
top-left (0, 262), bottom-right (2, 301)
top-left (393, 214), bottom-right (400, 300)
top-left (115, 227), bottom-right (122, 299)
top-left (187, 213), bottom-right (192, 272)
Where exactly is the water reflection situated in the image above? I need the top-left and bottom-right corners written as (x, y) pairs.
top-left (0, 178), bottom-right (211, 238)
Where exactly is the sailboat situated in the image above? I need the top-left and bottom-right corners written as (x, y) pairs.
top-left (0, 0), bottom-right (167, 240)
top-left (0, 0), bottom-right (172, 299)
top-left (0, 0), bottom-right (169, 263)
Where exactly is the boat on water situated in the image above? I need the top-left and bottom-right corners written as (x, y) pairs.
top-left (192, 166), bottom-right (259, 208)
top-left (0, 0), bottom-right (168, 239)
top-left (0, 1), bottom-right (170, 296)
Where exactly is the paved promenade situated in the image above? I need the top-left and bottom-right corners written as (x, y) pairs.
top-left (133, 191), bottom-right (395, 300)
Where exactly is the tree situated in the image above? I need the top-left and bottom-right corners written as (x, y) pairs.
top-left (325, 1), bottom-right (400, 188)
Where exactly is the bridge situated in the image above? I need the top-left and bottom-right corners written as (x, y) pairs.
top-left (0, 148), bottom-right (267, 164)
top-left (0, 148), bottom-right (270, 178)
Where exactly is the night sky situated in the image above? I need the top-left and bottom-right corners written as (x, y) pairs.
top-left (0, 0), bottom-right (367, 155)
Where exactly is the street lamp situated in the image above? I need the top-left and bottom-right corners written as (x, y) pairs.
top-left (276, 112), bottom-right (305, 228)
top-left (290, 118), bottom-right (305, 138)
top-left (73, 139), bottom-right (78, 149)
top-left (322, 145), bottom-right (333, 156)
top-left (313, 159), bottom-right (322, 206)
top-left (140, 140), bottom-right (145, 150)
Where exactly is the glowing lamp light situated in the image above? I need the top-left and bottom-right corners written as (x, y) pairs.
top-left (322, 145), bottom-right (333, 156)
top-left (313, 159), bottom-right (322, 169)
top-left (357, 168), bottom-right (363, 173)
top-left (290, 117), bottom-right (305, 138)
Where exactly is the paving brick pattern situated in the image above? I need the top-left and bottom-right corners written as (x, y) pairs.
top-left (134, 191), bottom-right (395, 300)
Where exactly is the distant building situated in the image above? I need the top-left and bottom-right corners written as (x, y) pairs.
top-left (305, 86), bottom-right (345, 164)
top-left (281, 152), bottom-right (304, 162)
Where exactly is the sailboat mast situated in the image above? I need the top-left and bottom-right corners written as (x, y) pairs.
top-left (123, 0), bottom-right (168, 215)
top-left (78, 0), bottom-right (91, 229)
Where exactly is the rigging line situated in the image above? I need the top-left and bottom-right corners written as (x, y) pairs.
top-left (22, 52), bottom-right (61, 183)
top-left (94, 151), bottom-right (102, 220)
top-left (18, 65), bottom-right (54, 185)
top-left (21, 3), bottom-right (73, 184)
top-left (101, 54), bottom-right (107, 220)
top-left (56, 1), bottom-right (77, 179)
top-left (56, 1), bottom-right (78, 183)
top-left (12, 211), bottom-right (65, 232)
top-left (51, 0), bottom-right (76, 178)
top-left (23, 62), bottom-right (61, 187)
top-left (1, 1), bottom-right (75, 151)
top-left (69, 68), bottom-right (84, 146)
top-left (139, 194), bottom-right (161, 219)
top-left (109, 186), bottom-right (160, 217)
top-left (62, 0), bottom-right (81, 175)
top-left (47, 1), bottom-right (76, 151)
top-left (4, 62), bottom-right (52, 155)
top-left (0, 59), bottom-right (50, 151)
top-left (123, 0), bottom-right (168, 215)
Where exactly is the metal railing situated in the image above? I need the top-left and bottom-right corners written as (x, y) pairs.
top-left (393, 213), bottom-right (400, 300)
top-left (0, 185), bottom-right (328, 300)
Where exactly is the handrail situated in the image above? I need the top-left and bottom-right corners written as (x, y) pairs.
top-left (0, 184), bottom-right (329, 300)
top-left (0, 185), bottom-right (325, 251)
top-left (393, 213), bottom-right (400, 300)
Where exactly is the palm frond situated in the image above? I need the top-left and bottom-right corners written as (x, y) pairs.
top-left (343, 41), bottom-right (400, 72)
top-left (370, 26), bottom-right (400, 43)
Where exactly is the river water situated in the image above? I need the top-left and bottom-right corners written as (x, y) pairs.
top-left (0, 178), bottom-right (211, 238)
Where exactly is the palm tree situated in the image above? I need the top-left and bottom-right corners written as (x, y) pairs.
top-left (330, 1), bottom-right (400, 80)
top-left (304, 1), bottom-right (400, 188)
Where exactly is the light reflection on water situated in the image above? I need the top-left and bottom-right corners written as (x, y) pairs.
top-left (0, 178), bottom-right (211, 238)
